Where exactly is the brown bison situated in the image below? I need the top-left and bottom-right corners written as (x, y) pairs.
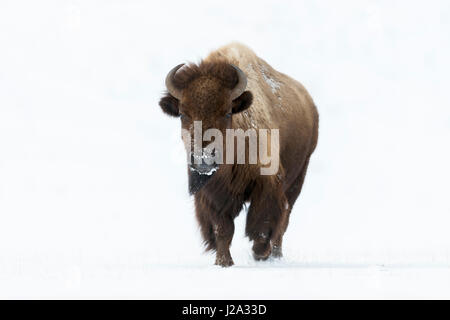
top-left (159, 42), bottom-right (318, 266)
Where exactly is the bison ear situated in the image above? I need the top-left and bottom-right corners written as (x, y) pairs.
top-left (159, 93), bottom-right (180, 117)
top-left (232, 90), bottom-right (253, 114)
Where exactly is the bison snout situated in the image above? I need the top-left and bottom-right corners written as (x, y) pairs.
top-left (189, 152), bottom-right (219, 176)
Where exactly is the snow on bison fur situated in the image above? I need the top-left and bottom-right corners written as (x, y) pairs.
top-left (159, 42), bottom-right (318, 266)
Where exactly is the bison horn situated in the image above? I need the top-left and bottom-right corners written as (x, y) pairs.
top-left (230, 64), bottom-right (248, 100)
top-left (165, 63), bottom-right (184, 100)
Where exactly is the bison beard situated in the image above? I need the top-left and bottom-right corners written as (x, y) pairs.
top-left (159, 42), bottom-right (319, 267)
top-left (188, 168), bottom-right (215, 195)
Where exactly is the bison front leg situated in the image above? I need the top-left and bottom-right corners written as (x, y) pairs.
top-left (246, 194), bottom-right (286, 261)
top-left (195, 192), bottom-right (242, 267)
top-left (213, 217), bottom-right (235, 267)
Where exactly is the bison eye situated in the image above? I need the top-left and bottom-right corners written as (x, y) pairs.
top-left (180, 113), bottom-right (190, 121)
top-left (225, 113), bottom-right (232, 119)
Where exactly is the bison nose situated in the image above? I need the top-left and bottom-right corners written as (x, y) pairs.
top-left (189, 162), bottom-right (218, 176)
top-left (189, 152), bottom-right (218, 176)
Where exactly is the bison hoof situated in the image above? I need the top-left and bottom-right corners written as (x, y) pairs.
top-left (215, 255), bottom-right (234, 267)
top-left (271, 245), bottom-right (283, 258)
top-left (252, 241), bottom-right (271, 261)
top-left (253, 253), bottom-right (270, 261)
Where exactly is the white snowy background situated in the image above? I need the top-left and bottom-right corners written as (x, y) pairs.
top-left (1, 0), bottom-right (450, 299)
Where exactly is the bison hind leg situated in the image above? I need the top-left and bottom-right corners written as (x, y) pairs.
top-left (270, 157), bottom-right (312, 259)
top-left (271, 238), bottom-right (284, 258)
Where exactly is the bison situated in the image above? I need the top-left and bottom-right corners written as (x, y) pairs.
top-left (159, 42), bottom-right (318, 266)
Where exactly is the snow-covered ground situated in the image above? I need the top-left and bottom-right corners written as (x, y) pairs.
top-left (1, 0), bottom-right (450, 299)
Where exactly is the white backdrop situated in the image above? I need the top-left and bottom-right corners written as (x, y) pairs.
top-left (1, 0), bottom-right (450, 298)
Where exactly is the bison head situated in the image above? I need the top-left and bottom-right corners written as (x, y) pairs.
top-left (159, 61), bottom-right (253, 194)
